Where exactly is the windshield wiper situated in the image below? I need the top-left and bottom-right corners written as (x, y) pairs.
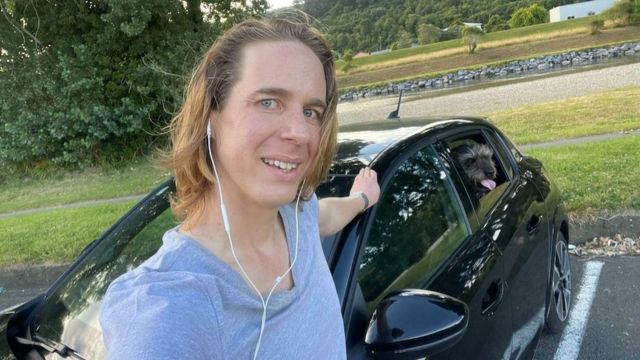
top-left (15, 334), bottom-right (86, 360)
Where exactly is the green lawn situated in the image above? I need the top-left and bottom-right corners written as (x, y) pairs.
top-left (0, 159), bottom-right (168, 214)
top-left (0, 201), bottom-right (136, 266)
top-left (485, 86), bottom-right (640, 144)
top-left (527, 135), bottom-right (640, 214)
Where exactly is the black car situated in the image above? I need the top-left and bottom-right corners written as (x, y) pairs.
top-left (0, 117), bottom-right (572, 360)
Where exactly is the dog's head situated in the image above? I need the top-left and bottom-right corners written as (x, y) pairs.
top-left (454, 144), bottom-right (497, 191)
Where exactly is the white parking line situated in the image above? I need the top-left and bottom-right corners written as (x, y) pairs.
top-left (553, 261), bottom-right (604, 360)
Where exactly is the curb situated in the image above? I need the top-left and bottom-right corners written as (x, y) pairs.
top-left (570, 211), bottom-right (640, 244)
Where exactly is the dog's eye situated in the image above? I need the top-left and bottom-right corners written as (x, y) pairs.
top-left (466, 158), bottom-right (476, 165)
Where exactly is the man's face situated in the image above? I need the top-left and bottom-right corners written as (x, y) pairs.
top-left (210, 40), bottom-right (326, 208)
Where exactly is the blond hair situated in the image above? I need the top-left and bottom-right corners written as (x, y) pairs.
top-left (164, 18), bottom-right (337, 226)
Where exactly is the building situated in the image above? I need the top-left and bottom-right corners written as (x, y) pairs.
top-left (443, 22), bottom-right (483, 31)
top-left (549, 0), bottom-right (617, 22)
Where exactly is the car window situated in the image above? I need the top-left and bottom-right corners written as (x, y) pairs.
top-left (34, 189), bottom-right (176, 360)
top-left (357, 146), bottom-right (470, 313)
top-left (445, 131), bottom-right (511, 220)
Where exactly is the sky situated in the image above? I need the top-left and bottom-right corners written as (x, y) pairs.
top-left (268, 0), bottom-right (296, 9)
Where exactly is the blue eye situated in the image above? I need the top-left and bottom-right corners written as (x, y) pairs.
top-left (260, 99), bottom-right (277, 109)
top-left (304, 109), bottom-right (320, 119)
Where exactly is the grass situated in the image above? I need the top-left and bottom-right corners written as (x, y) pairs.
top-left (338, 27), bottom-right (588, 75)
top-left (485, 86), bottom-right (640, 144)
top-left (0, 201), bottom-right (137, 267)
top-left (337, 25), bottom-right (640, 90)
top-left (0, 158), bottom-right (168, 213)
top-left (339, 17), bottom-right (595, 70)
top-left (527, 136), bottom-right (640, 214)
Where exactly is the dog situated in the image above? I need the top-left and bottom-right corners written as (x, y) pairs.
top-left (454, 143), bottom-right (497, 198)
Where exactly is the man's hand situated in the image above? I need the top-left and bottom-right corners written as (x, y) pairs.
top-left (349, 167), bottom-right (380, 212)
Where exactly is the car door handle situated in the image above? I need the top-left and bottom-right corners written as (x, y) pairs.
top-left (481, 280), bottom-right (505, 318)
top-left (527, 215), bottom-right (542, 235)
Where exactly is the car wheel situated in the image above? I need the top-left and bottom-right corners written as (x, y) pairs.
top-left (545, 233), bottom-right (572, 333)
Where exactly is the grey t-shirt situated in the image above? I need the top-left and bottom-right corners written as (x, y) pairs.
top-left (100, 195), bottom-right (346, 359)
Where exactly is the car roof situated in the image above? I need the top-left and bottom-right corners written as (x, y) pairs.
top-left (330, 116), bottom-right (492, 175)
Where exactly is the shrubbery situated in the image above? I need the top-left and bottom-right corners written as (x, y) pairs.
top-left (0, 0), bottom-right (267, 170)
top-left (602, 0), bottom-right (640, 26)
top-left (509, 4), bottom-right (549, 28)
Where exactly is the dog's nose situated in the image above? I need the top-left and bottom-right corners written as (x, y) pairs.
top-left (485, 170), bottom-right (495, 178)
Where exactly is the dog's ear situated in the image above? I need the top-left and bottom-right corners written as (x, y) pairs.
top-left (473, 143), bottom-right (494, 157)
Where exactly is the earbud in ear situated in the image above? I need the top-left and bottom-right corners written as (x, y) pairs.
top-left (207, 122), bottom-right (212, 137)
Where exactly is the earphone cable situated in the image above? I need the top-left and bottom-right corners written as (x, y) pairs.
top-left (206, 126), bottom-right (302, 360)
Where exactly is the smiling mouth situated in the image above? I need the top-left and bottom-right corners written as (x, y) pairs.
top-left (261, 158), bottom-right (300, 173)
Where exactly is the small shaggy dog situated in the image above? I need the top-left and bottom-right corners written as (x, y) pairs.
top-left (454, 143), bottom-right (497, 198)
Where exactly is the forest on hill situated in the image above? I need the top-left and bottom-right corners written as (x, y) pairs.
top-left (300, 0), bottom-right (586, 53)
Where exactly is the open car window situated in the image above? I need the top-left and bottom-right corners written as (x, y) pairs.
top-left (444, 130), bottom-right (512, 220)
top-left (33, 184), bottom-right (176, 360)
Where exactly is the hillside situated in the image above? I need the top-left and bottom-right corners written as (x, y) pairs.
top-left (302, 0), bottom-right (582, 53)
top-left (337, 25), bottom-right (640, 89)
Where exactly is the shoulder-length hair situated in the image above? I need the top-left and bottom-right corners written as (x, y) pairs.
top-left (164, 17), bottom-right (337, 226)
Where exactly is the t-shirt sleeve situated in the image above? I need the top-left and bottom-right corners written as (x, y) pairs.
top-left (100, 273), bottom-right (222, 360)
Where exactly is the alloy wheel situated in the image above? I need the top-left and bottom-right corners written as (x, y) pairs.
top-left (552, 240), bottom-right (572, 321)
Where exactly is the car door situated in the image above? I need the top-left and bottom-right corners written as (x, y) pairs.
top-left (485, 129), bottom-right (551, 359)
top-left (4, 181), bottom-right (175, 360)
top-left (442, 127), bottom-right (550, 359)
top-left (340, 142), bottom-right (512, 360)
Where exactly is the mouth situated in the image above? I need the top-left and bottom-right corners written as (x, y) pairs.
top-left (261, 158), bottom-right (300, 173)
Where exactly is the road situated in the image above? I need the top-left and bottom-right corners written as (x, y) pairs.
top-left (336, 62), bottom-right (640, 124)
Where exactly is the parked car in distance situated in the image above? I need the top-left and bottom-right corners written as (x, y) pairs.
top-left (0, 116), bottom-right (572, 360)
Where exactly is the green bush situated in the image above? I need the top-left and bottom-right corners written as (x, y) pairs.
top-left (602, 0), bottom-right (638, 26)
top-left (0, 0), bottom-right (267, 170)
top-left (417, 23), bottom-right (442, 45)
top-left (485, 15), bottom-right (510, 33)
top-left (509, 4), bottom-right (549, 28)
top-left (589, 18), bottom-right (605, 34)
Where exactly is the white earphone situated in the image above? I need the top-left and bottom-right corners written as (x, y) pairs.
top-left (206, 122), bottom-right (303, 360)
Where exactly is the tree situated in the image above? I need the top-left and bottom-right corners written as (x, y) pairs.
top-left (461, 26), bottom-right (484, 54)
top-left (417, 23), bottom-right (441, 45)
top-left (509, 4), bottom-right (548, 28)
top-left (484, 14), bottom-right (510, 32)
top-left (0, 0), bottom-right (267, 169)
top-left (589, 18), bottom-right (605, 34)
top-left (396, 30), bottom-right (413, 49)
top-left (602, 0), bottom-right (639, 26)
top-left (341, 49), bottom-right (355, 71)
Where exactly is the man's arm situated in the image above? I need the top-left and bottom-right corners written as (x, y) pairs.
top-left (318, 167), bottom-right (380, 237)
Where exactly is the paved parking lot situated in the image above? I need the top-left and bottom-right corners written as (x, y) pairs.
top-left (533, 256), bottom-right (640, 360)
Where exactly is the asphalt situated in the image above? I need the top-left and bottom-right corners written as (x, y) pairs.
top-left (533, 256), bottom-right (640, 360)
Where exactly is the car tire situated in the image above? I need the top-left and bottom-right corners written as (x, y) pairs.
top-left (545, 232), bottom-right (572, 334)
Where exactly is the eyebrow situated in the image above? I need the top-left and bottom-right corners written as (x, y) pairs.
top-left (254, 87), bottom-right (327, 110)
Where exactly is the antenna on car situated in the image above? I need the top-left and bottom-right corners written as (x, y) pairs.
top-left (387, 86), bottom-right (403, 120)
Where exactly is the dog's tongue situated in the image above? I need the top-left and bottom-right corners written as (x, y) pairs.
top-left (481, 179), bottom-right (496, 190)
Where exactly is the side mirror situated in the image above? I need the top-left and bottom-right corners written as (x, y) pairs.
top-left (365, 289), bottom-right (468, 360)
